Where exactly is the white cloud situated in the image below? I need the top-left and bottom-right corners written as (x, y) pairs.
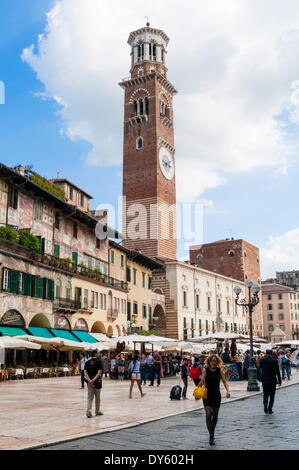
top-left (22, 0), bottom-right (299, 201)
top-left (261, 228), bottom-right (299, 279)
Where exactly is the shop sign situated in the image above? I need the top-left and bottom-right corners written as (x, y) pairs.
top-left (54, 316), bottom-right (70, 330)
top-left (0, 310), bottom-right (25, 327)
top-left (74, 319), bottom-right (88, 331)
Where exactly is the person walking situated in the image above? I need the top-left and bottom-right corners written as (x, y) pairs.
top-left (296, 352), bottom-right (299, 373)
top-left (150, 351), bottom-right (162, 387)
top-left (117, 353), bottom-right (125, 381)
top-left (128, 354), bottom-right (146, 399)
top-left (146, 352), bottom-right (154, 385)
top-left (189, 357), bottom-right (201, 388)
top-left (101, 354), bottom-right (109, 378)
top-left (199, 354), bottom-right (231, 446)
top-left (260, 349), bottom-right (282, 414)
top-left (78, 353), bottom-right (87, 389)
top-left (84, 350), bottom-right (104, 418)
top-left (140, 353), bottom-right (148, 385)
top-left (181, 358), bottom-right (189, 399)
top-left (221, 348), bottom-right (231, 364)
top-left (280, 352), bottom-right (291, 380)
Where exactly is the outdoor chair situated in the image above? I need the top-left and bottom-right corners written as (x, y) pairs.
top-left (33, 367), bottom-right (42, 379)
top-left (7, 368), bottom-right (16, 380)
top-left (25, 368), bottom-right (35, 379)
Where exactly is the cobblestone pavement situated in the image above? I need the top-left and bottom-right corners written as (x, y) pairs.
top-left (45, 383), bottom-right (299, 450)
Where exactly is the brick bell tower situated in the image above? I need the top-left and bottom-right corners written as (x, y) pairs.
top-left (120, 24), bottom-right (177, 261)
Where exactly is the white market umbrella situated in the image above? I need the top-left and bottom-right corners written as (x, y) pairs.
top-left (0, 337), bottom-right (41, 350)
top-left (14, 335), bottom-right (90, 352)
top-left (192, 332), bottom-right (249, 343)
top-left (89, 333), bottom-right (116, 344)
top-left (275, 340), bottom-right (299, 347)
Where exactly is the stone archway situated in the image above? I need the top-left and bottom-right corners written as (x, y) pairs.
top-left (0, 310), bottom-right (25, 327)
top-left (152, 304), bottom-right (166, 336)
top-left (113, 325), bottom-right (121, 337)
top-left (29, 313), bottom-right (51, 328)
top-left (91, 321), bottom-right (106, 334)
top-left (107, 325), bottom-right (113, 337)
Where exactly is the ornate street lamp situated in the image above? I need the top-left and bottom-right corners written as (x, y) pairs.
top-left (234, 281), bottom-right (261, 392)
top-left (126, 320), bottom-right (136, 335)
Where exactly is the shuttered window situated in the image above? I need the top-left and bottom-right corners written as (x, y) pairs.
top-left (24, 273), bottom-right (32, 296)
top-left (54, 245), bottom-right (60, 258)
top-left (37, 278), bottom-right (44, 299)
top-left (2, 269), bottom-right (10, 291)
top-left (10, 270), bottom-right (19, 294)
top-left (48, 280), bottom-right (55, 300)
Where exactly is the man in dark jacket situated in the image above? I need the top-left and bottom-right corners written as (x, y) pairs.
top-left (260, 349), bottom-right (282, 414)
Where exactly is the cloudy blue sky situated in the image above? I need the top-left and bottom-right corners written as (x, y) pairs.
top-left (1, 0), bottom-right (299, 278)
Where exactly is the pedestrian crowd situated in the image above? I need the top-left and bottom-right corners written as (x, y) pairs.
top-left (81, 344), bottom-right (299, 447)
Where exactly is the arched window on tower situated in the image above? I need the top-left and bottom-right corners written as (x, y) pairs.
top-left (153, 44), bottom-right (157, 60)
top-left (136, 137), bottom-right (144, 150)
top-left (161, 49), bottom-right (165, 63)
top-left (145, 97), bottom-right (149, 115)
top-left (137, 45), bottom-right (141, 61)
top-left (160, 101), bottom-right (167, 116)
top-left (139, 98), bottom-right (144, 115)
top-left (134, 100), bottom-right (138, 116)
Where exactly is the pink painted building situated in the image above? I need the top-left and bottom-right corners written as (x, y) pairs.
top-left (261, 282), bottom-right (299, 341)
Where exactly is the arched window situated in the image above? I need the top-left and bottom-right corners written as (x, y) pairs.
top-left (153, 44), bottom-right (157, 60)
top-left (136, 137), bottom-right (143, 150)
top-left (66, 282), bottom-right (72, 300)
top-left (160, 101), bottom-right (167, 116)
top-left (134, 100), bottom-right (138, 116)
top-left (145, 97), bottom-right (149, 115)
top-left (56, 280), bottom-right (62, 299)
top-left (139, 98), bottom-right (144, 115)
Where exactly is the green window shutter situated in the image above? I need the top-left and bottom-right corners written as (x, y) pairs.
top-left (88, 257), bottom-right (92, 270)
top-left (9, 270), bottom-right (19, 294)
top-left (48, 279), bottom-right (55, 300)
top-left (31, 276), bottom-right (38, 298)
top-left (24, 274), bottom-right (32, 296)
top-left (72, 252), bottom-right (78, 265)
top-left (43, 278), bottom-right (48, 299)
top-left (54, 245), bottom-right (60, 258)
top-left (37, 278), bottom-right (44, 299)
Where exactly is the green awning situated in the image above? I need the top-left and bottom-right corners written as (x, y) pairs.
top-left (27, 327), bottom-right (55, 339)
top-left (50, 329), bottom-right (81, 342)
top-left (0, 327), bottom-right (26, 337)
top-left (71, 330), bottom-right (98, 343)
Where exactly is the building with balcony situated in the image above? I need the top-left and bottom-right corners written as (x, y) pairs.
top-left (109, 241), bottom-right (165, 332)
top-left (0, 163), bottom-right (128, 337)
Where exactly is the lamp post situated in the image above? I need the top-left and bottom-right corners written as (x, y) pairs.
top-left (234, 281), bottom-right (261, 392)
top-left (126, 320), bottom-right (136, 335)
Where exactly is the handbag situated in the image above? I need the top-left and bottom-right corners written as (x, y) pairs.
top-left (193, 385), bottom-right (208, 399)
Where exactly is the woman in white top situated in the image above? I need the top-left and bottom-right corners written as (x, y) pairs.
top-left (128, 354), bottom-right (146, 399)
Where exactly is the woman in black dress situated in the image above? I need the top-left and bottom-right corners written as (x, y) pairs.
top-left (200, 354), bottom-right (231, 445)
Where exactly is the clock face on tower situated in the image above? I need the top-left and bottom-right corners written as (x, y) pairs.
top-left (159, 147), bottom-right (175, 180)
